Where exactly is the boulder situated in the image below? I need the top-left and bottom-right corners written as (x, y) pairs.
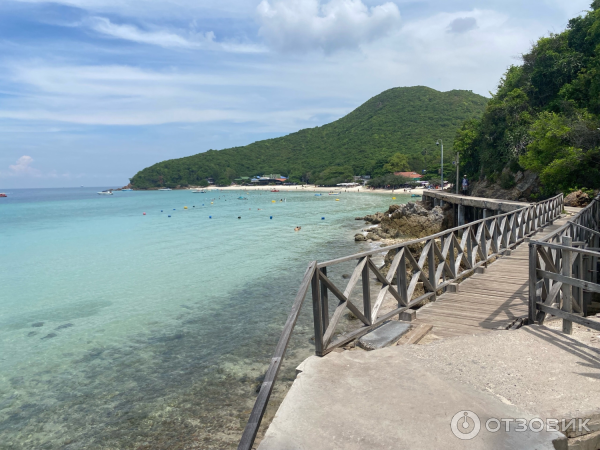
top-left (366, 232), bottom-right (381, 241)
top-left (379, 202), bottom-right (444, 239)
top-left (564, 190), bottom-right (590, 207)
top-left (364, 212), bottom-right (386, 224)
top-left (354, 233), bottom-right (367, 242)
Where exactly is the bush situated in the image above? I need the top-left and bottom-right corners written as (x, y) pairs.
top-left (499, 172), bottom-right (516, 189)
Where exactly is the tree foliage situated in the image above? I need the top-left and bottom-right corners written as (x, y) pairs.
top-left (454, 1), bottom-right (600, 194)
top-left (383, 153), bottom-right (411, 173)
top-left (131, 87), bottom-right (488, 188)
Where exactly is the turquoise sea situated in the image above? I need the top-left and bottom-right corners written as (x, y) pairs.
top-left (0, 187), bottom-right (409, 449)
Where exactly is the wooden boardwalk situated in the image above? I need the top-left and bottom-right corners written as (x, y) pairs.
top-left (414, 216), bottom-right (571, 338)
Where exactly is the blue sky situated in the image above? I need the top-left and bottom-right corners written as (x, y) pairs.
top-left (0, 0), bottom-right (593, 188)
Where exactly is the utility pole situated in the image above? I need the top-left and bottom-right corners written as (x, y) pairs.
top-left (436, 140), bottom-right (443, 190)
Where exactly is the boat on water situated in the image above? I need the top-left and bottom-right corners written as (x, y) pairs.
top-left (411, 194), bottom-right (422, 198)
top-left (122, 188), bottom-right (133, 191)
top-left (98, 190), bottom-right (113, 195)
top-left (191, 189), bottom-right (206, 193)
top-left (0, 193), bottom-right (7, 198)
top-left (237, 196), bottom-right (248, 200)
top-left (314, 194), bottom-right (322, 196)
top-left (328, 192), bottom-right (341, 195)
top-left (158, 188), bottom-right (172, 191)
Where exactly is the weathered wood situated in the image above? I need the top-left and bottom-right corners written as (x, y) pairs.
top-left (561, 236), bottom-right (573, 334)
top-left (404, 324), bottom-right (433, 345)
top-left (536, 269), bottom-right (600, 294)
top-left (536, 304), bottom-right (600, 332)
top-left (362, 256), bottom-right (372, 325)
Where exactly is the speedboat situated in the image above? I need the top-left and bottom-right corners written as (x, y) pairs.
top-left (98, 190), bottom-right (113, 195)
top-left (191, 189), bottom-right (206, 193)
top-left (0, 193), bottom-right (6, 198)
top-left (329, 192), bottom-right (341, 195)
top-left (122, 188), bottom-right (133, 191)
top-left (158, 188), bottom-right (172, 191)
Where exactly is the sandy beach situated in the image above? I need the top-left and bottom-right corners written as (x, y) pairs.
top-left (203, 184), bottom-right (428, 196)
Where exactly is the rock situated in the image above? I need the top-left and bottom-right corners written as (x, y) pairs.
top-left (41, 333), bottom-right (57, 340)
top-left (55, 323), bottom-right (73, 330)
top-left (470, 169), bottom-right (540, 201)
top-left (354, 233), bottom-right (367, 242)
top-left (366, 232), bottom-right (381, 241)
top-left (342, 274), bottom-right (351, 279)
top-left (364, 212), bottom-right (385, 224)
top-left (27, 331), bottom-right (37, 337)
top-left (379, 202), bottom-right (444, 239)
top-left (31, 322), bottom-right (44, 327)
top-left (564, 190), bottom-right (590, 207)
top-left (355, 217), bottom-right (365, 220)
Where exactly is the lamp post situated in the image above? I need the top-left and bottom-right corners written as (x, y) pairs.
top-left (436, 139), bottom-right (443, 190)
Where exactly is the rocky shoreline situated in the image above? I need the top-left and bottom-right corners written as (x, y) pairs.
top-left (354, 201), bottom-right (445, 244)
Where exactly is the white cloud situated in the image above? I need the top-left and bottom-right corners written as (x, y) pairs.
top-left (85, 16), bottom-right (212, 48)
top-left (82, 16), bottom-right (265, 53)
top-left (256, 0), bottom-right (401, 52)
top-left (8, 155), bottom-right (41, 177)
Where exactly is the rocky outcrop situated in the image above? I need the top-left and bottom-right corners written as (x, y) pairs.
top-left (470, 170), bottom-right (540, 201)
top-left (564, 190), bottom-right (591, 207)
top-left (379, 202), bottom-right (444, 239)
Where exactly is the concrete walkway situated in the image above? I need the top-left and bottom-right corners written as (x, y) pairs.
top-left (258, 324), bottom-right (600, 450)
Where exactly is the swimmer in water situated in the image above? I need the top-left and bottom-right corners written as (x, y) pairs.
top-left (294, 226), bottom-right (301, 232)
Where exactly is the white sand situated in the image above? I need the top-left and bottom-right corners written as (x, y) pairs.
top-left (201, 184), bottom-right (428, 196)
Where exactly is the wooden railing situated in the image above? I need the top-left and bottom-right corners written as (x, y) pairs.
top-left (238, 193), bottom-right (563, 450)
top-left (529, 195), bottom-right (600, 334)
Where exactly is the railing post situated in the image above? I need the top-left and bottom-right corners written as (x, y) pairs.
top-left (362, 256), bottom-right (372, 324)
top-left (528, 242), bottom-right (538, 324)
top-left (319, 267), bottom-right (329, 332)
top-left (561, 236), bottom-right (573, 335)
top-left (449, 232), bottom-right (456, 278)
top-left (311, 269), bottom-right (324, 355)
top-left (397, 250), bottom-right (408, 306)
top-left (428, 239), bottom-right (437, 300)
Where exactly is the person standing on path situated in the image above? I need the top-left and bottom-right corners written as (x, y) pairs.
top-left (462, 175), bottom-right (469, 195)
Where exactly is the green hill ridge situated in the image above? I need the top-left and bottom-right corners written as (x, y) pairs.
top-left (131, 86), bottom-right (488, 188)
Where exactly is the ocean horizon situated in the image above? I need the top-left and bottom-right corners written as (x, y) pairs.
top-left (0, 187), bottom-right (411, 449)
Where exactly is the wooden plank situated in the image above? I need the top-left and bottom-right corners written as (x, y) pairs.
top-left (537, 304), bottom-right (600, 332)
top-left (342, 257), bottom-right (367, 299)
top-left (561, 236), bottom-right (573, 334)
top-left (404, 324), bottom-right (433, 345)
top-left (318, 272), bottom-right (370, 326)
top-left (537, 269), bottom-right (600, 294)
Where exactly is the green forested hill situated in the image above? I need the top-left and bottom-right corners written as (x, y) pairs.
top-left (455, 0), bottom-right (600, 195)
top-left (130, 86), bottom-right (488, 188)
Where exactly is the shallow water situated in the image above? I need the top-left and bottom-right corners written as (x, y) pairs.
top-left (0, 187), bottom-right (411, 449)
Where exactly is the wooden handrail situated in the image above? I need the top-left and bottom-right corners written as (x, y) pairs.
top-left (237, 261), bottom-right (317, 450)
top-left (529, 194), bottom-right (600, 331)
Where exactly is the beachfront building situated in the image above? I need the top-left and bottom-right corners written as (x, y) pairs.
top-left (394, 171), bottom-right (422, 181)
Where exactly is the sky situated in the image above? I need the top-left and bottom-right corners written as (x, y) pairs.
top-left (0, 0), bottom-right (593, 188)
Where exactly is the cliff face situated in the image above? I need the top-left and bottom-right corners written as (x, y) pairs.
top-left (469, 170), bottom-right (540, 201)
